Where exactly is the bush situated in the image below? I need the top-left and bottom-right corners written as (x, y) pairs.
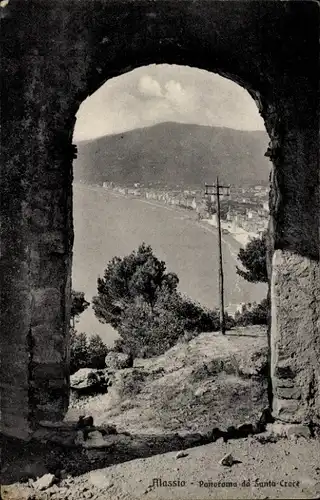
top-left (70, 329), bottom-right (88, 374)
top-left (93, 244), bottom-right (235, 360)
top-left (69, 329), bottom-right (109, 374)
top-left (234, 298), bottom-right (269, 327)
top-left (116, 300), bottom-right (185, 358)
top-left (87, 334), bottom-right (109, 369)
top-left (236, 232), bottom-right (268, 284)
top-left (116, 293), bottom-right (235, 358)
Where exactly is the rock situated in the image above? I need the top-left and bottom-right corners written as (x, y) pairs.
top-left (176, 450), bottom-right (189, 459)
top-left (258, 422), bottom-right (311, 443)
top-left (194, 386), bottom-right (210, 397)
top-left (1, 486), bottom-right (36, 500)
top-left (81, 430), bottom-right (119, 449)
top-left (33, 473), bottom-right (57, 491)
top-left (105, 351), bottom-right (133, 370)
top-left (47, 484), bottom-right (60, 494)
top-left (219, 453), bottom-right (235, 466)
top-left (255, 432), bottom-right (279, 444)
top-left (54, 469), bottom-right (69, 481)
top-left (286, 424), bottom-right (311, 439)
top-left (70, 368), bottom-right (110, 395)
top-left (97, 424), bottom-right (117, 435)
top-left (77, 415), bottom-right (94, 428)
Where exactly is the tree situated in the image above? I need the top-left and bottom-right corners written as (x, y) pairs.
top-left (92, 243), bottom-right (179, 327)
top-left (236, 231), bottom-right (268, 283)
top-left (93, 244), bottom-right (234, 358)
top-left (69, 329), bottom-right (109, 373)
top-left (70, 329), bottom-right (88, 374)
top-left (234, 298), bottom-right (269, 326)
top-left (71, 290), bottom-right (90, 328)
top-left (116, 299), bottom-right (186, 358)
top-left (87, 334), bottom-right (109, 369)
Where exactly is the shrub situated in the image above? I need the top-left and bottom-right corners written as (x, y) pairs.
top-left (234, 298), bottom-right (269, 326)
top-left (87, 334), bottom-right (109, 369)
top-left (71, 290), bottom-right (90, 329)
top-left (93, 244), bottom-right (234, 360)
top-left (116, 294), bottom-right (234, 357)
top-left (69, 329), bottom-right (109, 374)
top-left (116, 300), bottom-right (185, 358)
top-left (236, 232), bottom-right (268, 284)
top-left (70, 329), bottom-right (88, 374)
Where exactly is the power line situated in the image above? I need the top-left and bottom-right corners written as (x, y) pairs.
top-left (205, 177), bottom-right (230, 335)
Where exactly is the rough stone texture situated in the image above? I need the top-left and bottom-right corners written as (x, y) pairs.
top-left (105, 351), bottom-right (133, 370)
top-left (0, 0), bottom-right (319, 438)
top-left (33, 473), bottom-right (57, 491)
top-left (271, 251), bottom-right (320, 424)
top-left (70, 368), bottom-right (111, 395)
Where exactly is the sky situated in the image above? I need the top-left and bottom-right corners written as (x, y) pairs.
top-left (73, 64), bottom-right (265, 141)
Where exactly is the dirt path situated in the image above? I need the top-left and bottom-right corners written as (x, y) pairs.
top-left (3, 436), bottom-right (320, 500)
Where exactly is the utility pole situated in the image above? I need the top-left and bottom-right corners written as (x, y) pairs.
top-left (205, 177), bottom-right (230, 335)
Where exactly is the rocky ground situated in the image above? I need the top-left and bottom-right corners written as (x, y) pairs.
top-left (67, 327), bottom-right (269, 435)
top-left (3, 326), bottom-right (320, 500)
top-left (2, 429), bottom-right (320, 500)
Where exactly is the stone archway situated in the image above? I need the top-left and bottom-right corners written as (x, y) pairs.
top-left (1, 0), bottom-right (319, 439)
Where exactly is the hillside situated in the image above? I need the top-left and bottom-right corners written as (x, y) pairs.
top-left (67, 327), bottom-right (269, 435)
top-left (73, 122), bottom-right (271, 187)
top-left (4, 326), bottom-right (320, 500)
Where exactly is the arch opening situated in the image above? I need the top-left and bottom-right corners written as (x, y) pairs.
top-left (69, 63), bottom-right (273, 433)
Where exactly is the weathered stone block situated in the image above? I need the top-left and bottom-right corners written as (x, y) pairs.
top-left (32, 362), bottom-right (66, 380)
top-left (276, 386), bottom-right (301, 400)
top-left (40, 231), bottom-right (66, 254)
top-left (271, 251), bottom-right (320, 423)
top-left (273, 378), bottom-right (295, 389)
top-left (273, 398), bottom-right (304, 423)
top-left (32, 288), bottom-right (62, 326)
top-left (32, 325), bottom-right (64, 364)
top-left (31, 208), bottom-right (51, 231)
top-left (0, 386), bottom-right (31, 439)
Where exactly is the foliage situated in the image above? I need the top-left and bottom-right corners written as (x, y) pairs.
top-left (69, 329), bottom-right (109, 374)
top-left (93, 244), bottom-right (234, 359)
top-left (70, 329), bottom-right (88, 374)
top-left (236, 231), bottom-right (268, 283)
top-left (117, 300), bottom-right (186, 358)
top-left (234, 298), bottom-right (269, 326)
top-left (92, 243), bottom-right (179, 328)
top-left (159, 292), bottom-right (219, 333)
top-left (86, 334), bottom-right (109, 369)
top-left (71, 290), bottom-right (90, 328)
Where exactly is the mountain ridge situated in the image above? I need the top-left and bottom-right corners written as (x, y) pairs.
top-left (73, 121), bottom-right (271, 187)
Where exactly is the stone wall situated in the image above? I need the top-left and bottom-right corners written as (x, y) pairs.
top-left (1, 0), bottom-right (319, 438)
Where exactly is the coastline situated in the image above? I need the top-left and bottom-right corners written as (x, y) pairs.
top-left (73, 183), bottom-right (267, 343)
top-left (83, 183), bottom-right (255, 251)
